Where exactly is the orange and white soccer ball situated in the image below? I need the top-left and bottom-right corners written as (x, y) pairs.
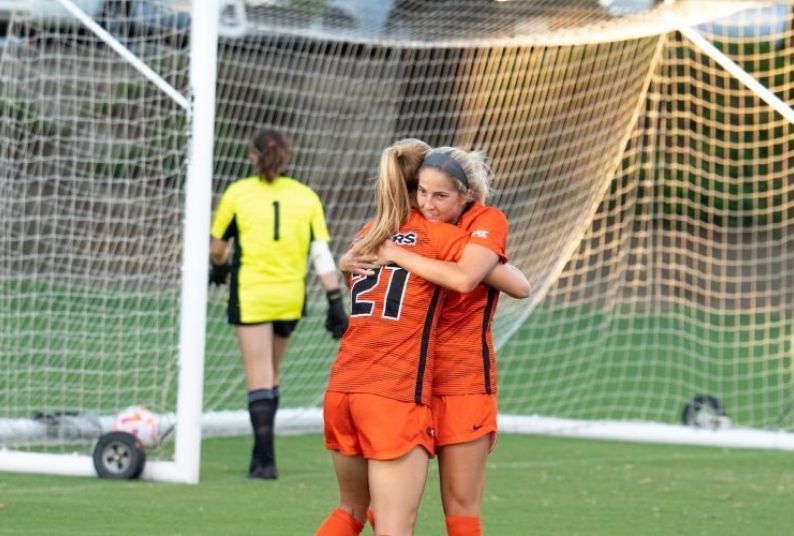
top-left (113, 405), bottom-right (159, 448)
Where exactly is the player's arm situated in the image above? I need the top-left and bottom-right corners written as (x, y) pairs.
top-left (311, 240), bottom-right (348, 340)
top-left (210, 237), bottom-right (229, 265)
top-left (379, 239), bottom-right (528, 297)
top-left (310, 240), bottom-right (343, 291)
top-left (307, 210), bottom-right (349, 339)
top-left (483, 263), bottom-right (531, 298)
top-left (307, 198), bottom-right (345, 291)
top-left (208, 187), bottom-right (236, 286)
top-left (378, 239), bottom-right (495, 293)
top-left (208, 237), bottom-right (232, 286)
top-left (338, 249), bottom-right (379, 278)
top-left (337, 220), bottom-right (379, 280)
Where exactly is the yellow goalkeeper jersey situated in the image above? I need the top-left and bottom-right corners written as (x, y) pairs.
top-left (211, 175), bottom-right (330, 324)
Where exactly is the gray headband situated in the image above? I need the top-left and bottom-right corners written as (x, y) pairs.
top-left (422, 151), bottom-right (469, 189)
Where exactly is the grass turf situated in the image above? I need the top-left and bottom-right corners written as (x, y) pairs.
top-left (2, 433), bottom-right (794, 535)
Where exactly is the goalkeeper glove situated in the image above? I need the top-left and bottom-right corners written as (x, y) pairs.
top-left (209, 261), bottom-right (231, 286)
top-left (325, 288), bottom-right (348, 340)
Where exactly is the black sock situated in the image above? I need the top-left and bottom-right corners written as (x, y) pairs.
top-left (248, 388), bottom-right (277, 468)
top-left (273, 385), bottom-right (280, 411)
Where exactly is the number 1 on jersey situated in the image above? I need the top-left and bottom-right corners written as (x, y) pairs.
top-left (350, 265), bottom-right (409, 320)
top-left (272, 201), bottom-right (280, 240)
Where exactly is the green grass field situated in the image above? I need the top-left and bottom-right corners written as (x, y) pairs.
top-left (3, 282), bottom-right (794, 534)
top-left (2, 433), bottom-right (794, 535)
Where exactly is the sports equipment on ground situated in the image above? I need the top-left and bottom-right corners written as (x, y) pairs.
top-left (93, 431), bottom-right (147, 480)
top-left (112, 405), bottom-right (159, 448)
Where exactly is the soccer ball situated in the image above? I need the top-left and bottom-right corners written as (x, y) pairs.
top-left (113, 405), bottom-right (159, 448)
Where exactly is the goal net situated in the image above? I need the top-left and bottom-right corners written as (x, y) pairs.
top-left (0, 0), bottom-right (211, 481)
top-left (1, 0), bottom-right (794, 482)
top-left (207, 0), bottom-right (794, 449)
top-left (496, 1), bottom-right (794, 448)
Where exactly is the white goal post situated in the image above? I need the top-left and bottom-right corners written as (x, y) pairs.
top-left (0, 0), bottom-right (219, 483)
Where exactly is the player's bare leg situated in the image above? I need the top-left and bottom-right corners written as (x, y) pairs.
top-left (315, 452), bottom-right (369, 535)
top-left (237, 324), bottom-right (275, 390)
top-left (438, 435), bottom-right (491, 535)
top-left (369, 446), bottom-right (429, 536)
top-left (272, 334), bottom-right (290, 387)
top-left (332, 452), bottom-right (370, 522)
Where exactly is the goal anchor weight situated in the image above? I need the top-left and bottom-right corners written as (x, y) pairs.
top-left (681, 394), bottom-right (730, 430)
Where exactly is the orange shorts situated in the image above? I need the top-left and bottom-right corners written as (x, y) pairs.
top-left (323, 391), bottom-right (435, 460)
top-left (432, 394), bottom-right (498, 448)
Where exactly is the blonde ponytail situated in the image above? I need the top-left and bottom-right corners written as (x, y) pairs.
top-left (355, 139), bottom-right (430, 255)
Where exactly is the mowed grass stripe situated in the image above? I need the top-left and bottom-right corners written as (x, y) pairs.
top-left (2, 433), bottom-right (794, 535)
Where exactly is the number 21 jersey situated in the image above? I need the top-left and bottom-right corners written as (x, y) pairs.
top-left (327, 210), bottom-right (468, 405)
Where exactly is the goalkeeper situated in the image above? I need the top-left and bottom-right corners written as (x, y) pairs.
top-left (209, 128), bottom-right (348, 479)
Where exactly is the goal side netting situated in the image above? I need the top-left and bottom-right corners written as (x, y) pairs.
top-left (0, 0), bottom-right (216, 482)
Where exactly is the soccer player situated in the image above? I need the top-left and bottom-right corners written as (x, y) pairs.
top-left (352, 146), bottom-right (528, 535)
top-left (316, 138), bottom-right (470, 536)
top-left (209, 128), bottom-right (348, 479)
top-left (317, 140), bottom-right (525, 536)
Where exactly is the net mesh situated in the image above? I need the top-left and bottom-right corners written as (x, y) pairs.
top-left (0, 1), bottom-right (190, 452)
top-left (206, 2), bottom-right (668, 413)
top-left (500, 5), bottom-right (794, 428)
top-left (1, 1), bottom-right (794, 464)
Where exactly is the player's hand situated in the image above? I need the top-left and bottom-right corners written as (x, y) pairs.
top-left (339, 251), bottom-right (378, 277)
top-left (209, 261), bottom-right (231, 286)
top-left (325, 288), bottom-right (348, 340)
top-left (376, 240), bottom-right (400, 265)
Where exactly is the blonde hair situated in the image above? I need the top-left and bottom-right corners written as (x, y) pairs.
top-left (355, 138), bottom-right (431, 255)
top-left (421, 146), bottom-right (492, 202)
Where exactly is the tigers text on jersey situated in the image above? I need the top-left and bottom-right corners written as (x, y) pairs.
top-left (327, 210), bottom-right (469, 405)
top-left (433, 202), bottom-right (509, 395)
top-left (210, 175), bottom-right (330, 323)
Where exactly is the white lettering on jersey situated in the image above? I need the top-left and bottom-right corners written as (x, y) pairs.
top-left (392, 232), bottom-right (417, 246)
top-left (471, 229), bottom-right (489, 239)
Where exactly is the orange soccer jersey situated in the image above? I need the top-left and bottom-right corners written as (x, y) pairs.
top-left (433, 202), bottom-right (509, 396)
top-left (327, 210), bottom-right (469, 405)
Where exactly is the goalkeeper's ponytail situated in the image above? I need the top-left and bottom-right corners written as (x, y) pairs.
top-left (250, 128), bottom-right (291, 182)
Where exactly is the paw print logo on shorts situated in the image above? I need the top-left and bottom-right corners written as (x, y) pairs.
top-left (426, 426), bottom-right (436, 439)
